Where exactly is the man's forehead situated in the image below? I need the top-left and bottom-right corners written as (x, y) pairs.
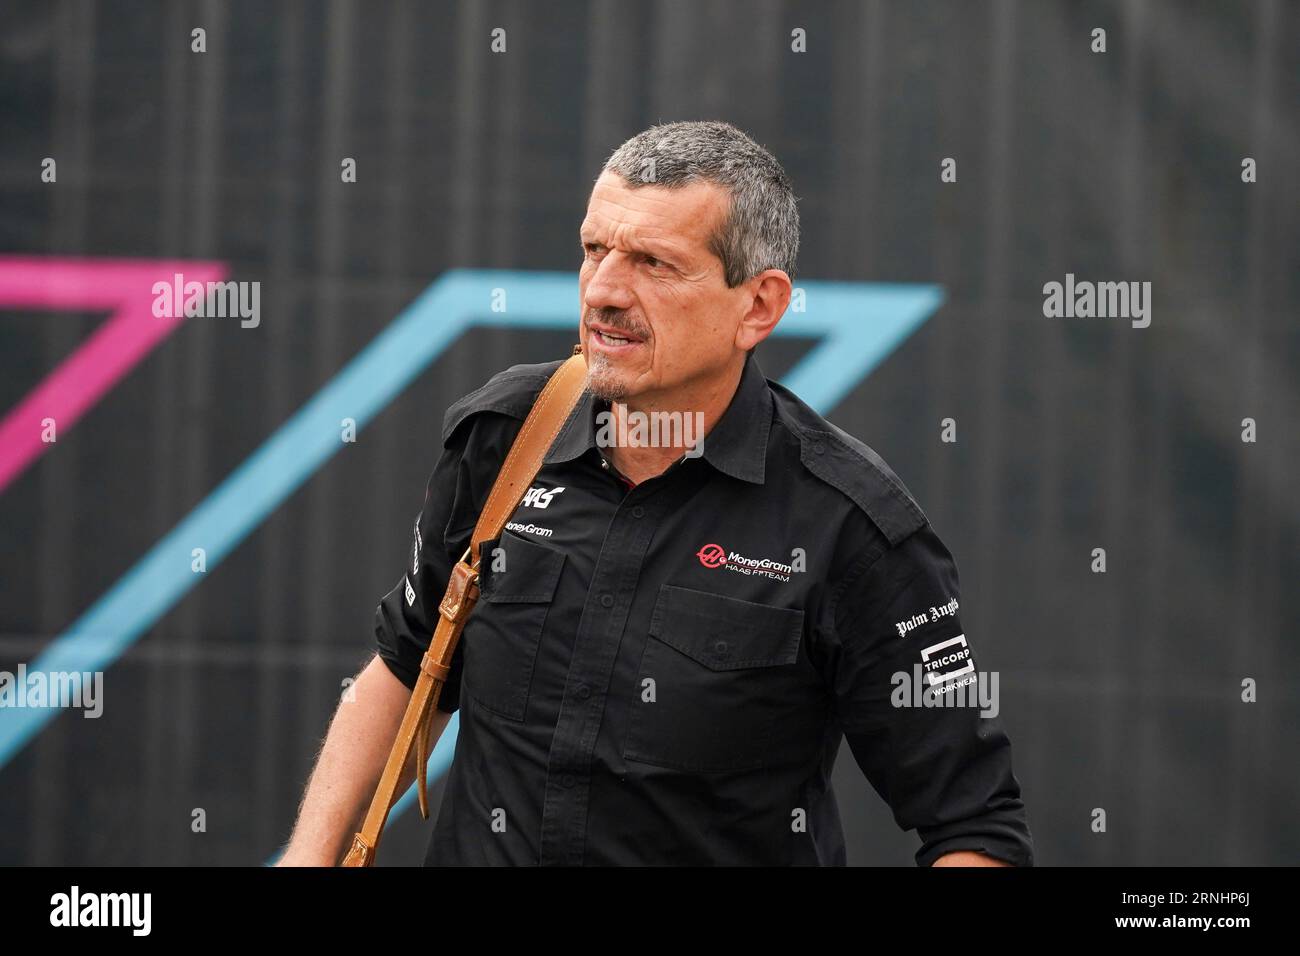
top-left (582, 173), bottom-right (727, 245)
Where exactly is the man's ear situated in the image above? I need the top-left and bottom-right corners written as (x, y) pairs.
top-left (735, 269), bottom-right (791, 352)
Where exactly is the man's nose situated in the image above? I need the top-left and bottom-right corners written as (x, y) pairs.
top-left (583, 251), bottom-right (636, 313)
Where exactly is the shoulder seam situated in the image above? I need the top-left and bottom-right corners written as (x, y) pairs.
top-left (787, 421), bottom-right (928, 546)
top-left (767, 384), bottom-right (928, 546)
top-left (804, 425), bottom-right (928, 530)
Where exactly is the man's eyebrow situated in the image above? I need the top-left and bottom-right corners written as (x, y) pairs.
top-left (633, 237), bottom-right (678, 259)
top-left (579, 223), bottom-right (688, 270)
top-left (582, 230), bottom-right (679, 261)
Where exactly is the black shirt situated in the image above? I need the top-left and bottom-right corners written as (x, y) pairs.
top-left (375, 351), bottom-right (1034, 866)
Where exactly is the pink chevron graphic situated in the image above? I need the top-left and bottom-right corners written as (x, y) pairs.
top-left (0, 257), bottom-right (228, 494)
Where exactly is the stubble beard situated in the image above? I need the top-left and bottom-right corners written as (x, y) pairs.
top-left (585, 351), bottom-right (631, 402)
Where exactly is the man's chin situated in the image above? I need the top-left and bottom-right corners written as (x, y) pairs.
top-left (584, 356), bottom-right (633, 402)
top-left (586, 375), bottom-right (630, 402)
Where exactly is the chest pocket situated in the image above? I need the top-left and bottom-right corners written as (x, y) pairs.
top-left (461, 530), bottom-right (565, 721)
top-left (623, 583), bottom-right (805, 773)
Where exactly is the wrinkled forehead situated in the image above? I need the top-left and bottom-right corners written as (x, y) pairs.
top-left (581, 170), bottom-right (729, 253)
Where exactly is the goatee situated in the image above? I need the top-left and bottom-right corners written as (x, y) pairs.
top-left (585, 352), bottom-right (629, 401)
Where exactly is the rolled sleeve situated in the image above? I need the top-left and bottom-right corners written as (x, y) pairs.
top-left (373, 431), bottom-right (473, 714)
top-left (825, 523), bottom-right (1034, 867)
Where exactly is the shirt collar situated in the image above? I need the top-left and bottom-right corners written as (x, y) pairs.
top-left (543, 350), bottom-right (773, 485)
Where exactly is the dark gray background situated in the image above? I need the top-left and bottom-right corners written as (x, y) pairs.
top-left (0, 0), bottom-right (1296, 865)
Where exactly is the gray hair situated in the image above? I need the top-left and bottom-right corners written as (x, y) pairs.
top-left (601, 121), bottom-right (799, 287)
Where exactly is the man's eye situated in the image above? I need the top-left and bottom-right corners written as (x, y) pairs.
top-left (643, 255), bottom-right (661, 268)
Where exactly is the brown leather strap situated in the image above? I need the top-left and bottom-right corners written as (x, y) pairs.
top-left (340, 345), bottom-right (588, 866)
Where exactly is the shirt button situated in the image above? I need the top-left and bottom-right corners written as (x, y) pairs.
top-left (577, 684), bottom-right (591, 699)
top-left (562, 774), bottom-right (576, 788)
top-left (632, 505), bottom-right (645, 518)
top-left (600, 457), bottom-right (610, 469)
top-left (600, 593), bottom-right (614, 608)
top-left (813, 442), bottom-right (826, 455)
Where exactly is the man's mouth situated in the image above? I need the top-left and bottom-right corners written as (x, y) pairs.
top-left (589, 325), bottom-right (645, 351)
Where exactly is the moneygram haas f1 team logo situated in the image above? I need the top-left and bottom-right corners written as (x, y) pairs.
top-left (695, 542), bottom-right (793, 583)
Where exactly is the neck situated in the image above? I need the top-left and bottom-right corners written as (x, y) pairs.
top-left (601, 358), bottom-right (744, 484)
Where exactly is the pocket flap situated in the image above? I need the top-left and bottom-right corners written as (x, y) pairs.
top-left (479, 530), bottom-right (565, 603)
top-left (648, 583), bottom-right (804, 670)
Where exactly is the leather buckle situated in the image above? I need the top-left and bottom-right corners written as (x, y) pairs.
top-left (438, 552), bottom-right (479, 622)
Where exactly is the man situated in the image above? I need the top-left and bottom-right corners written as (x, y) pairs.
top-left (279, 121), bottom-right (1033, 867)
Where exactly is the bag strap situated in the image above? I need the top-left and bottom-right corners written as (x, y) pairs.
top-left (340, 345), bottom-right (589, 866)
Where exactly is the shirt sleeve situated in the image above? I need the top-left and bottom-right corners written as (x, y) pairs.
top-left (824, 522), bottom-right (1034, 867)
top-left (373, 424), bottom-right (477, 714)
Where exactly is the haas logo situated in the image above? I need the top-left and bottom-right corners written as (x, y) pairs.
top-left (696, 543), bottom-right (727, 568)
top-left (522, 486), bottom-right (565, 509)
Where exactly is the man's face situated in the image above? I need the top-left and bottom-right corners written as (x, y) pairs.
top-left (578, 170), bottom-right (745, 404)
